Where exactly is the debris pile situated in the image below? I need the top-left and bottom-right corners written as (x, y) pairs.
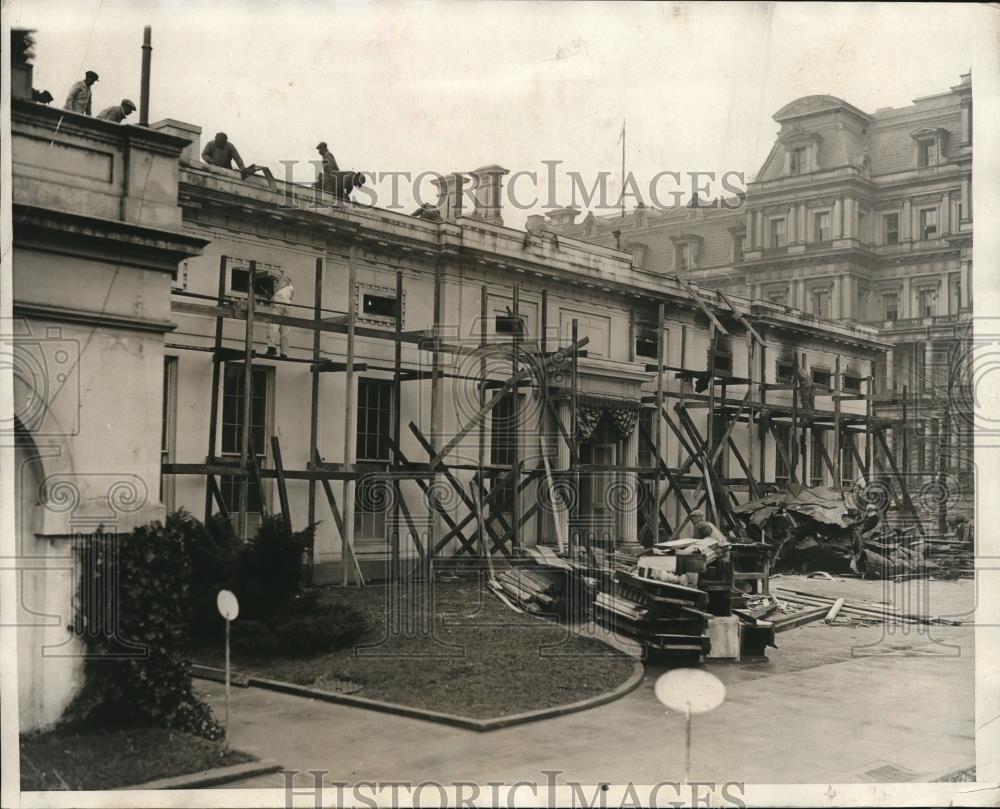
top-left (734, 484), bottom-right (938, 579)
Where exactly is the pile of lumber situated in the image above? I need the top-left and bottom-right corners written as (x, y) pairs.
top-left (592, 571), bottom-right (711, 659)
top-left (491, 568), bottom-right (562, 614)
top-left (774, 587), bottom-right (963, 626)
top-left (921, 537), bottom-right (974, 578)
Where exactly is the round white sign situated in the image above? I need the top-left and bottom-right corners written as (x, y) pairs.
top-left (216, 589), bottom-right (240, 621)
top-left (654, 668), bottom-right (726, 714)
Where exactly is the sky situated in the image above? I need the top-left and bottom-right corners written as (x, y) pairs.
top-left (9, 1), bottom-right (986, 229)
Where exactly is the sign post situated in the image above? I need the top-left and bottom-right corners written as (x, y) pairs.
top-left (654, 668), bottom-right (726, 783)
top-left (216, 589), bottom-right (240, 736)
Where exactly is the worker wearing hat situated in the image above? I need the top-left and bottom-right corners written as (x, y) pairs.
top-left (64, 70), bottom-right (99, 116)
top-left (96, 98), bottom-right (137, 123)
top-left (316, 141), bottom-right (339, 174)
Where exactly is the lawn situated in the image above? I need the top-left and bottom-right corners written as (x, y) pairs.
top-left (199, 574), bottom-right (637, 719)
top-left (20, 727), bottom-right (254, 790)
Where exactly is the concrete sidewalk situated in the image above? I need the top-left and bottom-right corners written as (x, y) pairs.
top-left (200, 578), bottom-right (976, 786)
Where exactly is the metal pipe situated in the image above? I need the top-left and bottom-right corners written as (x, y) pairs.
top-left (140, 26), bottom-right (152, 125)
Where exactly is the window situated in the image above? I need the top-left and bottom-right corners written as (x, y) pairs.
top-left (676, 245), bottom-right (689, 272)
top-left (637, 409), bottom-right (655, 469)
top-left (811, 368), bottom-right (831, 389)
top-left (355, 378), bottom-right (393, 540)
top-left (220, 364), bottom-right (271, 520)
top-left (841, 433), bottom-right (856, 487)
top-left (712, 349), bottom-right (733, 374)
top-left (776, 362), bottom-right (795, 384)
top-left (733, 234), bottom-right (745, 262)
top-left (634, 326), bottom-right (659, 360)
top-left (950, 276), bottom-right (962, 313)
top-left (918, 288), bottom-right (936, 318)
top-left (843, 375), bottom-right (862, 393)
top-left (363, 293), bottom-right (397, 319)
top-left (858, 210), bottom-right (867, 240)
top-left (490, 394), bottom-right (518, 516)
top-left (230, 266), bottom-right (276, 298)
top-left (774, 423), bottom-right (792, 485)
top-left (883, 213), bottom-right (899, 245)
top-left (810, 430), bottom-right (826, 487)
top-left (920, 208), bottom-right (937, 240)
top-left (496, 312), bottom-right (526, 336)
top-left (770, 218), bottom-right (786, 249)
top-left (789, 147), bottom-right (807, 175)
top-left (918, 140), bottom-right (937, 167)
top-left (814, 211), bottom-right (831, 242)
top-left (160, 357), bottom-right (178, 510)
top-left (883, 292), bottom-right (898, 321)
top-left (811, 289), bottom-right (831, 319)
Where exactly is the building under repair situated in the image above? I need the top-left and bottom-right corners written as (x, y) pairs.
top-left (9, 73), bottom-right (964, 729)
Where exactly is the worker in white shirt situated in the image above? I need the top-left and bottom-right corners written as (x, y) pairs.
top-left (265, 270), bottom-right (294, 357)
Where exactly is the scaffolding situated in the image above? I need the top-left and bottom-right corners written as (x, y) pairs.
top-left (162, 253), bottom-right (932, 585)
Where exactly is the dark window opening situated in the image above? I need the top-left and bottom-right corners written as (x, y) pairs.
top-left (231, 267), bottom-right (275, 298)
top-left (490, 394), bottom-right (517, 515)
top-left (355, 379), bottom-right (393, 540)
top-left (776, 362), bottom-right (795, 384)
top-left (635, 327), bottom-right (659, 360)
top-left (811, 368), bottom-right (831, 389)
top-left (363, 293), bottom-right (398, 319)
top-left (495, 313), bottom-right (526, 335)
top-left (843, 375), bottom-right (862, 392)
top-left (712, 351), bottom-right (733, 374)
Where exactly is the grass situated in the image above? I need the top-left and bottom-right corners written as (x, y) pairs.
top-left (199, 575), bottom-right (637, 719)
top-left (20, 726), bottom-right (255, 790)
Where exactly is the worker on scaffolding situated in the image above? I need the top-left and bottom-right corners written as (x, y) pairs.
top-left (794, 362), bottom-right (815, 411)
top-left (265, 269), bottom-right (294, 358)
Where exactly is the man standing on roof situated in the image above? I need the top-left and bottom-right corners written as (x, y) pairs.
top-left (202, 132), bottom-right (246, 171)
top-left (96, 98), bottom-right (136, 123)
top-left (64, 70), bottom-right (98, 115)
top-left (265, 269), bottom-right (294, 358)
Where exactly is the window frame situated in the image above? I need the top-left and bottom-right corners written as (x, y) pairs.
top-left (883, 212), bottom-right (900, 245)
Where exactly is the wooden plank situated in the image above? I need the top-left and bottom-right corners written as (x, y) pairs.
top-left (716, 288), bottom-right (765, 346)
top-left (428, 336), bottom-right (590, 468)
top-left (271, 435), bottom-right (292, 535)
top-left (672, 274), bottom-right (729, 336)
top-left (306, 257), bottom-right (322, 583)
top-left (238, 262), bottom-right (257, 539)
top-left (204, 254), bottom-right (228, 524)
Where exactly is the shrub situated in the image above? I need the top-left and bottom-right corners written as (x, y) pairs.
top-left (233, 515), bottom-right (314, 620)
top-left (67, 523), bottom-right (223, 740)
top-left (230, 597), bottom-right (367, 658)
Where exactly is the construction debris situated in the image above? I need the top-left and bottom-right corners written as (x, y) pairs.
top-left (734, 484), bottom-right (940, 579)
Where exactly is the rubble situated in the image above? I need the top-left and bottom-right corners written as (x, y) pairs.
top-left (734, 484), bottom-right (940, 579)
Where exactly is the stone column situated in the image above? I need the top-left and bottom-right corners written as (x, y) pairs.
top-left (843, 198), bottom-right (855, 239)
top-left (832, 198), bottom-right (843, 239)
top-left (746, 208), bottom-right (755, 249)
top-left (832, 276), bottom-right (843, 320)
top-left (902, 199), bottom-right (912, 241)
top-left (902, 276), bottom-right (912, 319)
top-left (787, 205), bottom-right (797, 243)
top-left (619, 428), bottom-right (640, 551)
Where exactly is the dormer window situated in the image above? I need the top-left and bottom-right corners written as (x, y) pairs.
top-left (912, 127), bottom-right (948, 169)
top-left (918, 141), bottom-right (937, 167)
top-left (670, 234), bottom-right (703, 272)
top-left (789, 147), bottom-right (808, 174)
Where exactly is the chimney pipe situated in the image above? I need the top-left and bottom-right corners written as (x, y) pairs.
top-left (139, 26), bottom-right (152, 125)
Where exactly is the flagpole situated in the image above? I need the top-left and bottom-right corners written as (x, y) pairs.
top-left (620, 118), bottom-right (626, 219)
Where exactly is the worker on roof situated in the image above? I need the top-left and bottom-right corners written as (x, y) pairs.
top-left (64, 70), bottom-right (98, 115)
top-left (202, 132), bottom-right (246, 172)
top-left (412, 203), bottom-right (443, 222)
top-left (265, 269), bottom-right (294, 358)
top-left (97, 98), bottom-right (136, 123)
top-left (316, 141), bottom-right (339, 174)
top-left (32, 89), bottom-right (54, 104)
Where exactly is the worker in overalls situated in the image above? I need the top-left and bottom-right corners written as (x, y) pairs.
top-left (265, 270), bottom-right (294, 357)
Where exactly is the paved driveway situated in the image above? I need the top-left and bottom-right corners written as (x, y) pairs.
top-left (198, 577), bottom-right (978, 786)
